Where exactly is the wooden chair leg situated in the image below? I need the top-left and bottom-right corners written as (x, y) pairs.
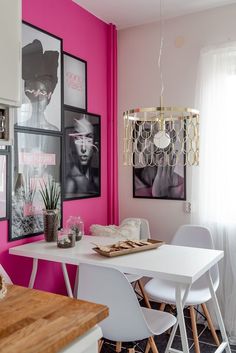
top-left (189, 306), bottom-right (201, 353)
top-left (116, 341), bottom-right (122, 352)
top-left (137, 279), bottom-right (152, 308)
top-left (148, 336), bottom-right (159, 353)
top-left (98, 339), bottom-right (104, 353)
top-left (145, 340), bottom-right (151, 353)
top-left (159, 303), bottom-right (166, 311)
top-left (201, 303), bottom-right (220, 346)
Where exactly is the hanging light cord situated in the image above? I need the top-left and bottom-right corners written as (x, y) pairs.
top-left (158, 0), bottom-right (164, 101)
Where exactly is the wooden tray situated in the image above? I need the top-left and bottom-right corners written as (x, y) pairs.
top-left (92, 239), bottom-right (164, 257)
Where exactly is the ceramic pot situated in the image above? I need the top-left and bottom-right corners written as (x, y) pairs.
top-left (43, 209), bottom-right (59, 242)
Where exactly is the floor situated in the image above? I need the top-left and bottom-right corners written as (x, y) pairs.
top-left (101, 301), bottom-right (236, 353)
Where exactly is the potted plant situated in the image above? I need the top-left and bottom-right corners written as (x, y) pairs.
top-left (40, 179), bottom-right (60, 242)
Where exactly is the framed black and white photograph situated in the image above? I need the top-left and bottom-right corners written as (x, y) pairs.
top-left (10, 131), bottom-right (62, 241)
top-left (63, 53), bottom-right (87, 111)
top-left (133, 120), bottom-right (186, 201)
top-left (0, 149), bottom-right (9, 220)
top-left (63, 109), bottom-right (100, 200)
top-left (15, 22), bottom-right (62, 132)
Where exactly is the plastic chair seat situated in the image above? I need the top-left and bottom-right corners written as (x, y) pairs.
top-left (142, 307), bottom-right (176, 335)
top-left (145, 276), bottom-right (218, 306)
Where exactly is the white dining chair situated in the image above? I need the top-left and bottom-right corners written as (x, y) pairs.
top-left (122, 218), bottom-right (152, 308)
top-left (78, 262), bottom-right (176, 353)
top-left (144, 225), bottom-right (220, 353)
top-left (0, 264), bottom-right (12, 284)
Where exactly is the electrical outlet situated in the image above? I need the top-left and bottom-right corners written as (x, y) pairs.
top-left (183, 201), bottom-right (191, 214)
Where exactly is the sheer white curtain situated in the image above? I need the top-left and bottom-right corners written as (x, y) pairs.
top-left (192, 43), bottom-right (236, 344)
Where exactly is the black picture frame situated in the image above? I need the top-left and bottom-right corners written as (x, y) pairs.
top-left (132, 120), bottom-right (186, 201)
top-left (0, 147), bottom-right (10, 220)
top-left (9, 130), bottom-right (62, 241)
top-left (63, 52), bottom-right (87, 111)
top-left (63, 109), bottom-right (100, 200)
top-left (15, 21), bottom-right (63, 132)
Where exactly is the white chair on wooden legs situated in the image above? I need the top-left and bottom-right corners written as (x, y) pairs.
top-left (122, 218), bottom-right (152, 308)
top-left (144, 225), bottom-right (220, 353)
top-left (0, 264), bottom-right (12, 284)
top-left (78, 263), bottom-right (176, 353)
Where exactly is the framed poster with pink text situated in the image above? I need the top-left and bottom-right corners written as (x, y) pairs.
top-left (63, 52), bottom-right (87, 111)
top-left (10, 131), bottom-right (62, 240)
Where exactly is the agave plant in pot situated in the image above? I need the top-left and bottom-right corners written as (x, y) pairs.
top-left (40, 180), bottom-right (60, 242)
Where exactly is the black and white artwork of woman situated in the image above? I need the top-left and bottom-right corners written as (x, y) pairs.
top-left (15, 23), bottom-right (62, 131)
top-left (64, 111), bottom-right (100, 200)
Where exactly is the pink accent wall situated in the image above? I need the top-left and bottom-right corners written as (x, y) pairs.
top-left (0, 0), bottom-right (113, 295)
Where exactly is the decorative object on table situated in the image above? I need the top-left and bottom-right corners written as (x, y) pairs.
top-left (90, 218), bottom-right (141, 240)
top-left (63, 110), bottom-right (101, 200)
top-left (16, 22), bottom-right (62, 131)
top-left (92, 239), bottom-right (164, 258)
top-left (10, 131), bottom-right (62, 241)
top-left (40, 179), bottom-right (60, 242)
top-left (66, 216), bottom-right (84, 241)
top-left (57, 228), bottom-right (75, 248)
top-left (63, 52), bottom-right (87, 111)
top-left (0, 275), bottom-right (7, 300)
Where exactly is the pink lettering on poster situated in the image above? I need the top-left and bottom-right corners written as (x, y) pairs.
top-left (19, 152), bottom-right (56, 166)
top-left (66, 71), bottom-right (83, 91)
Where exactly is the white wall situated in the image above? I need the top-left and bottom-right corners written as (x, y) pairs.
top-left (118, 4), bottom-right (236, 243)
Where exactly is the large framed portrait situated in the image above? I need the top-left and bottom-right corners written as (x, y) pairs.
top-left (10, 131), bottom-right (62, 241)
top-left (15, 22), bottom-right (62, 132)
top-left (63, 109), bottom-right (100, 200)
top-left (133, 121), bottom-right (186, 201)
top-left (0, 147), bottom-right (10, 220)
top-left (63, 53), bottom-right (87, 111)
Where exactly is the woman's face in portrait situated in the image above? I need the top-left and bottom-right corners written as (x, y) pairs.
top-left (70, 117), bottom-right (95, 167)
top-left (74, 132), bottom-right (94, 166)
top-left (24, 79), bottom-right (52, 113)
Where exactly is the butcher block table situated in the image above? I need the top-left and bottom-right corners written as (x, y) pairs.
top-left (0, 284), bottom-right (108, 353)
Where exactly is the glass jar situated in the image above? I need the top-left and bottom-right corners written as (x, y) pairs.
top-left (66, 216), bottom-right (84, 241)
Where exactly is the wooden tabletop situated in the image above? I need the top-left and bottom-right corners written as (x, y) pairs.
top-left (0, 284), bottom-right (108, 353)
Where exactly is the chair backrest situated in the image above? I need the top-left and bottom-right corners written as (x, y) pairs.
top-left (0, 264), bottom-right (12, 284)
top-left (122, 218), bottom-right (151, 240)
top-left (78, 263), bottom-right (152, 342)
top-left (172, 225), bottom-right (219, 289)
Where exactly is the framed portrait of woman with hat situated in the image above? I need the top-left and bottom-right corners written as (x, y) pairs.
top-left (15, 22), bottom-right (62, 132)
top-left (63, 109), bottom-right (100, 200)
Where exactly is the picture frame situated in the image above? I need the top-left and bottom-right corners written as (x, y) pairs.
top-left (63, 52), bottom-right (87, 111)
top-left (0, 147), bottom-right (10, 220)
top-left (133, 120), bottom-right (186, 201)
top-left (10, 130), bottom-right (62, 241)
top-left (15, 21), bottom-right (62, 132)
top-left (63, 109), bottom-right (100, 200)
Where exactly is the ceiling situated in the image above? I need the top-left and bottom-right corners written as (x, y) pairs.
top-left (73, 0), bottom-right (236, 29)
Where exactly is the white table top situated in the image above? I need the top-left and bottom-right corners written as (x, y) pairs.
top-left (9, 236), bottom-right (224, 284)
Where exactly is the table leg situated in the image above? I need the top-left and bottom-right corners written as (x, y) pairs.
top-left (165, 283), bottom-right (191, 353)
top-left (61, 263), bottom-right (73, 298)
top-left (207, 271), bottom-right (231, 353)
top-left (28, 258), bottom-right (38, 288)
top-left (74, 265), bottom-right (79, 298)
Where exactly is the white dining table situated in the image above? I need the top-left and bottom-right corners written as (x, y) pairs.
top-left (9, 236), bottom-right (231, 353)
